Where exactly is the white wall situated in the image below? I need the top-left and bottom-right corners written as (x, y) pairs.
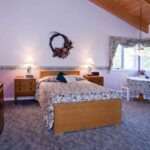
top-left (0, 0), bottom-right (139, 67)
top-left (1, 0), bottom-right (149, 99)
top-left (100, 70), bottom-right (138, 90)
top-left (142, 25), bottom-right (150, 38)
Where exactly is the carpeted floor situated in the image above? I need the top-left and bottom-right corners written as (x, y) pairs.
top-left (0, 100), bottom-right (150, 150)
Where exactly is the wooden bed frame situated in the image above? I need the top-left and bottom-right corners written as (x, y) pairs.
top-left (40, 70), bottom-right (122, 135)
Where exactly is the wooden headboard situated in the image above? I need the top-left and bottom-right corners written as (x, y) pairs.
top-left (40, 70), bottom-right (80, 78)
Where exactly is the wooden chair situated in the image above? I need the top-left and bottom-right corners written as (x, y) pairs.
top-left (121, 73), bottom-right (130, 102)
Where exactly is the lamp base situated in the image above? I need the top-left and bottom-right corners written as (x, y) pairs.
top-left (26, 74), bottom-right (33, 78)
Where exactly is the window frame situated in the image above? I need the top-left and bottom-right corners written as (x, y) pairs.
top-left (140, 47), bottom-right (150, 71)
top-left (112, 45), bottom-right (138, 70)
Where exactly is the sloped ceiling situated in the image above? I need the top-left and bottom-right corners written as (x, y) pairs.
top-left (90, 0), bottom-right (150, 33)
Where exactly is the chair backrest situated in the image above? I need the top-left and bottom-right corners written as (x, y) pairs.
top-left (121, 73), bottom-right (128, 87)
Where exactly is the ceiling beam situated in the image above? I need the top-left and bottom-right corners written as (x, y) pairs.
top-left (90, 0), bottom-right (149, 33)
top-left (144, 0), bottom-right (150, 6)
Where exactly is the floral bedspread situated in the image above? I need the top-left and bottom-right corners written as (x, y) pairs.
top-left (35, 80), bottom-right (120, 130)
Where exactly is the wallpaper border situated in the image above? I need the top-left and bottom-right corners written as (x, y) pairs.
top-left (0, 65), bottom-right (108, 70)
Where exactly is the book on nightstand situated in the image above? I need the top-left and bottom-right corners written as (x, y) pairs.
top-left (92, 72), bottom-right (99, 76)
top-left (26, 74), bottom-right (33, 78)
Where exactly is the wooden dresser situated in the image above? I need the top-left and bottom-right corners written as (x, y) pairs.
top-left (0, 82), bottom-right (4, 134)
top-left (83, 75), bottom-right (104, 86)
top-left (14, 77), bottom-right (36, 104)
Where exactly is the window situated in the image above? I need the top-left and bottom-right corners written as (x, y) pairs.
top-left (124, 47), bottom-right (137, 69)
top-left (140, 47), bottom-right (150, 70)
top-left (113, 45), bottom-right (138, 70)
top-left (113, 45), bottom-right (122, 69)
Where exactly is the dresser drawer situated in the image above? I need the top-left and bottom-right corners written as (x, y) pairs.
top-left (14, 77), bottom-right (36, 104)
top-left (15, 91), bottom-right (35, 96)
top-left (0, 98), bottom-right (4, 105)
top-left (15, 86), bottom-right (35, 92)
top-left (0, 83), bottom-right (4, 134)
top-left (15, 79), bottom-right (36, 87)
top-left (88, 78), bottom-right (99, 82)
top-left (97, 77), bottom-right (104, 86)
top-left (83, 75), bottom-right (104, 86)
top-left (0, 84), bottom-right (3, 105)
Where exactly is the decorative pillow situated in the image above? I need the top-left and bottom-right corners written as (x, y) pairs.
top-left (38, 76), bottom-right (57, 83)
top-left (56, 72), bottom-right (67, 83)
top-left (64, 75), bottom-right (76, 83)
top-left (75, 75), bottom-right (85, 81)
top-left (37, 76), bottom-right (58, 89)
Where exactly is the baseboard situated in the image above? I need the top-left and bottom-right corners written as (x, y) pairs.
top-left (4, 96), bottom-right (35, 101)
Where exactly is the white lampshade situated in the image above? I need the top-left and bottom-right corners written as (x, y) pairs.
top-left (24, 56), bottom-right (34, 77)
top-left (86, 58), bottom-right (95, 65)
top-left (25, 56), bottom-right (34, 64)
top-left (85, 58), bottom-right (95, 74)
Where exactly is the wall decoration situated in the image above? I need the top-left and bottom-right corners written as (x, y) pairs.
top-left (0, 65), bottom-right (108, 71)
top-left (49, 32), bottom-right (73, 59)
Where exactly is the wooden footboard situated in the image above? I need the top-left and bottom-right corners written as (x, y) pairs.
top-left (54, 99), bottom-right (121, 135)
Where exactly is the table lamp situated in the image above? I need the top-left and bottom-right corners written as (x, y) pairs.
top-left (25, 56), bottom-right (34, 78)
top-left (86, 58), bottom-right (95, 75)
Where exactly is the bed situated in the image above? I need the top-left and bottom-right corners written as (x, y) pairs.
top-left (36, 70), bottom-right (121, 135)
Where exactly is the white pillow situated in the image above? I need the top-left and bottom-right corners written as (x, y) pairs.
top-left (139, 75), bottom-right (145, 78)
top-left (64, 75), bottom-right (76, 83)
top-left (38, 76), bottom-right (58, 83)
top-left (75, 75), bottom-right (85, 81)
top-left (64, 75), bottom-right (85, 81)
top-left (37, 76), bottom-right (58, 89)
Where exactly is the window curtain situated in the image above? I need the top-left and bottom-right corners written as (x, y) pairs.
top-left (108, 36), bottom-right (150, 71)
top-left (141, 38), bottom-right (150, 47)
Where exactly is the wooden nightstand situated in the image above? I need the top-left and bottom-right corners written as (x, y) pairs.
top-left (83, 75), bottom-right (104, 86)
top-left (14, 76), bottom-right (36, 104)
top-left (0, 82), bottom-right (4, 134)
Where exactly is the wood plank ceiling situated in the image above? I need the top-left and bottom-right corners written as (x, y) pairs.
top-left (90, 0), bottom-right (150, 33)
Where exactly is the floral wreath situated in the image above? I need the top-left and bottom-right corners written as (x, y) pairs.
top-left (49, 32), bottom-right (73, 59)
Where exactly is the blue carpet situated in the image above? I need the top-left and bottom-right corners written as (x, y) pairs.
top-left (0, 100), bottom-right (150, 150)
